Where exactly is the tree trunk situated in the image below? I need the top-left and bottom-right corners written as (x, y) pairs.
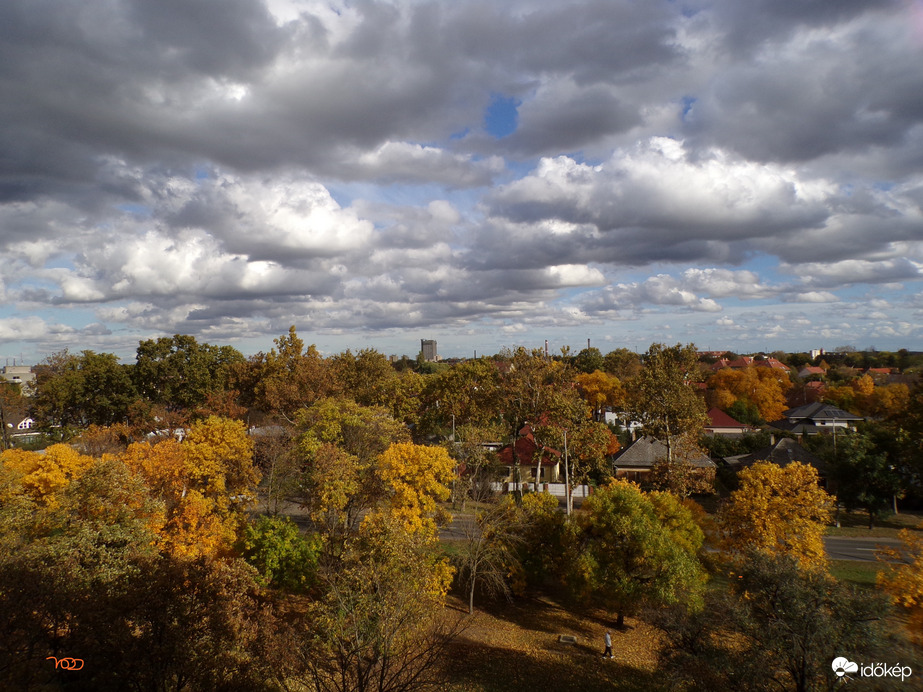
top-left (468, 576), bottom-right (476, 615)
top-left (616, 612), bottom-right (624, 629)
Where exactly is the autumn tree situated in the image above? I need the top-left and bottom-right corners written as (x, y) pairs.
top-left (719, 461), bottom-right (832, 569)
top-left (121, 416), bottom-right (260, 558)
top-left (708, 366), bottom-right (792, 422)
top-left (372, 442), bottom-right (454, 535)
top-left (454, 496), bottom-right (524, 614)
top-left (575, 370), bottom-right (624, 422)
top-left (0, 444), bottom-right (96, 505)
top-left (647, 434), bottom-right (716, 498)
top-left (575, 480), bottom-right (706, 628)
top-left (293, 515), bottom-right (457, 692)
top-left (628, 343), bottom-right (708, 464)
top-left (329, 348), bottom-right (397, 408)
top-left (419, 357), bottom-right (502, 437)
top-left (877, 522), bottom-right (923, 645)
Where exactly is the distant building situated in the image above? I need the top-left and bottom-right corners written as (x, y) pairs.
top-left (420, 339), bottom-right (438, 362)
top-left (1, 365), bottom-right (35, 394)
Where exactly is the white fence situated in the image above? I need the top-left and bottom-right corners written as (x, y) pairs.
top-left (491, 482), bottom-right (592, 498)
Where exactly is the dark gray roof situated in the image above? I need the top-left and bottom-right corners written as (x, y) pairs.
top-left (613, 437), bottom-right (715, 469)
top-left (723, 437), bottom-right (828, 475)
top-left (783, 402), bottom-right (863, 422)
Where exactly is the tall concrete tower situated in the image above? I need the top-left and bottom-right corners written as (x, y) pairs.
top-left (420, 339), bottom-right (438, 362)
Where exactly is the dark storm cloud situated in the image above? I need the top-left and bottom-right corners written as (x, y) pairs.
top-left (0, 0), bottom-right (921, 351)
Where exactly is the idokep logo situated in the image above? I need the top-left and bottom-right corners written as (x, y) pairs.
top-left (832, 657), bottom-right (912, 682)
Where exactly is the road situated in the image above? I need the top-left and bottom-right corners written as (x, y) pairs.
top-left (823, 536), bottom-right (904, 562)
top-left (442, 518), bottom-right (905, 563)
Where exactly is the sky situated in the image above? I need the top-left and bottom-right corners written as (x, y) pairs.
top-left (1, 0), bottom-right (923, 364)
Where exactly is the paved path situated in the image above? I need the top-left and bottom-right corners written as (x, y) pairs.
top-left (823, 536), bottom-right (904, 562)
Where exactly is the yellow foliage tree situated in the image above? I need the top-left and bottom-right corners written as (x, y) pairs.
top-left (877, 523), bottom-right (923, 645)
top-left (719, 461), bottom-right (831, 570)
top-left (708, 367), bottom-right (792, 422)
top-left (0, 444), bottom-right (95, 505)
top-left (373, 443), bottom-right (454, 535)
top-left (120, 417), bottom-right (259, 558)
top-left (575, 370), bottom-right (624, 420)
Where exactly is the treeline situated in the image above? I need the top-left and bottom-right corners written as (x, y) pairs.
top-left (2, 331), bottom-right (923, 690)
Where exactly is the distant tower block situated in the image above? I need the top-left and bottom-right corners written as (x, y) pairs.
top-left (421, 339), bottom-right (438, 362)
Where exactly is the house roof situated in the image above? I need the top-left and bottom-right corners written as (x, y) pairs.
top-left (498, 424), bottom-right (561, 467)
top-left (783, 402), bottom-right (863, 422)
top-left (756, 358), bottom-right (791, 371)
top-left (798, 366), bottom-right (826, 376)
top-left (612, 437), bottom-right (715, 469)
top-left (724, 437), bottom-right (827, 475)
top-left (705, 407), bottom-right (751, 429)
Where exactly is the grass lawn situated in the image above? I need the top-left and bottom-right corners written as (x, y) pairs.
top-left (439, 595), bottom-right (667, 692)
top-left (829, 559), bottom-right (883, 589)
top-left (825, 510), bottom-right (923, 538)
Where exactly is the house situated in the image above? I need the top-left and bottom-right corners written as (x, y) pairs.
top-left (755, 357), bottom-right (791, 372)
top-left (703, 408), bottom-right (755, 437)
top-left (611, 436), bottom-right (715, 482)
top-left (497, 424), bottom-right (561, 485)
top-left (723, 437), bottom-right (829, 483)
top-left (769, 402), bottom-right (863, 436)
top-left (798, 366), bottom-right (826, 379)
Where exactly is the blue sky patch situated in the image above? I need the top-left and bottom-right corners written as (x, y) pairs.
top-left (484, 94), bottom-right (520, 138)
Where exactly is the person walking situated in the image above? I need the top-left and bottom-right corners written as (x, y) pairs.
top-left (603, 630), bottom-right (612, 659)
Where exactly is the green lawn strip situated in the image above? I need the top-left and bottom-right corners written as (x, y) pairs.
top-left (825, 510), bottom-right (923, 538)
top-left (829, 559), bottom-right (882, 589)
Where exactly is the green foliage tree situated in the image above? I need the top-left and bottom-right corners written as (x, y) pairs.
top-left (31, 350), bottom-right (137, 429)
top-left (294, 515), bottom-right (457, 692)
top-left (240, 515), bottom-right (320, 592)
top-left (628, 343), bottom-right (707, 464)
top-left (573, 346), bottom-right (604, 373)
top-left (575, 480), bottom-right (706, 628)
top-left (831, 431), bottom-right (903, 528)
top-left (657, 551), bottom-right (888, 692)
top-left (133, 334), bottom-right (243, 411)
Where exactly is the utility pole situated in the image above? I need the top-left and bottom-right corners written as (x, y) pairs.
top-left (564, 429), bottom-right (571, 517)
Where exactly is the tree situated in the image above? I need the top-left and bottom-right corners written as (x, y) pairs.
top-left (628, 343), bottom-right (708, 464)
top-left (134, 334), bottom-right (243, 411)
top-left (419, 358), bottom-right (501, 437)
top-left (329, 348), bottom-right (398, 408)
top-left (647, 434), bottom-right (716, 498)
top-left (719, 461), bottom-right (832, 570)
top-left (602, 348), bottom-right (642, 380)
top-left (707, 366), bottom-right (791, 422)
top-left (657, 551), bottom-right (887, 692)
top-left (0, 444), bottom-right (96, 505)
top-left (120, 417), bottom-right (260, 558)
top-left (374, 442), bottom-right (454, 535)
top-left (575, 480), bottom-right (706, 628)
top-left (31, 350), bottom-right (137, 429)
top-left (575, 370), bottom-right (624, 422)
top-left (239, 515), bottom-right (320, 592)
top-left (293, 516), bottom-right (457, 692)
top-left (877, 522), bottom-right (923, 645)
top-left (830, 432), bottom-right (902, 528)
top-left (454, 496), bottom-right (523, 614)
top-left (573, 347), bottom-right (604, 373)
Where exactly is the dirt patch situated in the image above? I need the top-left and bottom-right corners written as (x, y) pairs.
top-left (440, 595), bottom-right (666, 692)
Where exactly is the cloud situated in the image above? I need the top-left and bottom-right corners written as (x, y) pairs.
top-left (0, 0), bottom-right (921, 355)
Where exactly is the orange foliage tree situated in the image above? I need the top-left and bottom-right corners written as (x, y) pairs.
top-left (708, 367), bottom-right (792, 422)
